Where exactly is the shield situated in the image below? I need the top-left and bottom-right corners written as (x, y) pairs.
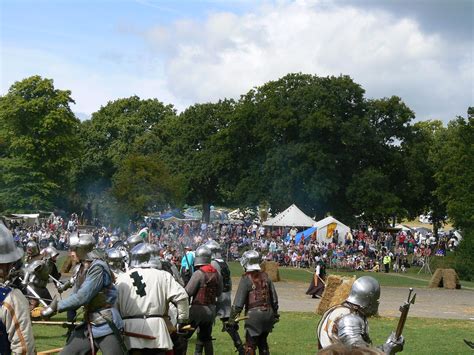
top-left (317, 305), bottom-right (351, 348)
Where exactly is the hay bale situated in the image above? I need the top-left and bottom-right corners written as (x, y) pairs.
top-left (442, 268), bottom-right (461, 289)
top-left (316, 275), bottom-right (355, 315)
top-left (260, 261), bottom-right (280, 282)
top-left (429, 268), bottom-right (444, 288)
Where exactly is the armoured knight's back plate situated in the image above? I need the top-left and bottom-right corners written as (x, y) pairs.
top-left (317, 305), bottom-right (351, 348)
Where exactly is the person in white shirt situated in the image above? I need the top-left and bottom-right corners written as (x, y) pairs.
top-left (115, 243), bottom-right (189, 354)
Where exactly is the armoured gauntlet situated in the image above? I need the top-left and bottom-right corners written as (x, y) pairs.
top-left (381, 332), bottom-right (404, 354)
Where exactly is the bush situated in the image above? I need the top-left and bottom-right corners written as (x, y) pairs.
top-left (453, 230), bottom-right (474, 281)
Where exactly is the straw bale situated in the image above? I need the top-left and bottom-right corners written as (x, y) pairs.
top-left (316, 275), bottom-right (357, 315)
top-left (442, 268), bottom-right (461, 289)
top-left (261, 261), bottom-right (280, 282)
top-left (429, 268), bottom-right (444, 288)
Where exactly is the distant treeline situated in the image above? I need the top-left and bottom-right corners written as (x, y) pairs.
top-left (0, 74), bottom-right (472, 237)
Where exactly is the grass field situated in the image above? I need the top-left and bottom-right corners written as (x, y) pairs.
top-left (34, 312), bottom-right (474, 354)
top-left (228, 262), bottom-right (474, 289)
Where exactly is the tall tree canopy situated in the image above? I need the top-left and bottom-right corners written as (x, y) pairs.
top-left (0, 76), bottom-right (80, 211)
top-left (76, 96), bottom-right (176, 198)
top-left (159, 100), bottom-right (236, 222)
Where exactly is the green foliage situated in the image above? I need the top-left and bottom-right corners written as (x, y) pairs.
top-left (159, 100), bottom-right (236, 221)
top-left (111, 154), bottom-right (184, 220)
top-left (0, 76), bottom-right (79, 212)
top-left (346, 167), bottom-right (402, 225)
top-left (76, 96), bottom-right (176, 195)
top-left (231, 73), bottom-right (417, 225)
top-left (75, 96), bottom-right (178, 220)
top-left (453, 230), bottom-right (474, 281)
top-left (432, 109), bottom-right (474, 231)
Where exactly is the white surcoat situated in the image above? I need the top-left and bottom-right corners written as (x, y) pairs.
top-left (116, 268), bottom-right (188, 350)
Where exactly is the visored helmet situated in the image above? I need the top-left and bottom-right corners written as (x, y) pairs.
top-left (26, 241), bottom-right (40, 256)
top-left (129, 243), bottom-right (153, 268)
top-left (106, 248), bottom-right (125, 271)
top-left (240, 250), bottom-right (261, 271)
top-left (42, 245), bottom-right (60, 260)
top-left (0, 223), bottom-right (24, 264)
top-left (109, 235), bottom-right (120, 246)
top-left (204, 240), bottom-right (222, 259)
top-left (106, 248), bottom-right (123, 262)
top-left (194, 246), bottom-right (211, 267)
top-left (126, 234), bottom-right (144, 250)
top-left (346, 276), bottom-right (380, 316)
top-left (144, 243), bottom-right (162, 269)
top-left (69, 234), bottom-right (95, 260)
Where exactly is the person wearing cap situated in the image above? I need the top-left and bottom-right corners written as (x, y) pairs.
top-left (185, 246), bottom-right (223, 355)
top-left (0, 223), bottom-right (36, 354)
top-left (40, 233), bottom-right (126, 354)
top-left (228, 250), bottom-right (279, 355)
top-left (115, 243), bottom-right (189, 354)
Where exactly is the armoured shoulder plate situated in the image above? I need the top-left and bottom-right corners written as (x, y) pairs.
top-left (336, 313), bottom-right (370, 347)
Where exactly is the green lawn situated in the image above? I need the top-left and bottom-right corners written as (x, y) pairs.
top-left (33, 312), bottom-right (473, 354)
top-left (228, 262), bottom-right (474, 289)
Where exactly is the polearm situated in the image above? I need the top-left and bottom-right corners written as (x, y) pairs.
top-left (395, 288), bottom-right (416, 339)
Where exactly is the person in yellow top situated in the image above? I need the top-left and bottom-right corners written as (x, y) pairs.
top-left (383, 254), bottom-right (391, 273)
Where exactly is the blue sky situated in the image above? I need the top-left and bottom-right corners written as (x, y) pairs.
top-left (1, 0), bottom-right (472, 122)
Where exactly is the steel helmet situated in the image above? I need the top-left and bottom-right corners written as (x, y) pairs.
top-left (0, 223), bottom-right (24, 264)
top-left (240, 250), bottom-right (261, 271)
top-left (26, 241), bottom-right (40, 256)
top-left (194, 246), bottom-right (212, 267)
top-left (129, 243), bottom-right (153, 268)
top-left (106, 248), bottom-right (125, 270)
top-left (126, 234), bottom-right (144, 250)
top-left (106, 248), bottom-right (123, 261)
top-left (204, 240), bottom-right (222, 259)
top-left (145, 243), bottom-right (162, 269)
top-left (42, 245), bottom-right (60, 259)
top-left (69, 234), bottom-right (95, 259)
top-left (109, 235), bottom-right (120, 246)
top-left (346, 276), bottom-right (380, 316)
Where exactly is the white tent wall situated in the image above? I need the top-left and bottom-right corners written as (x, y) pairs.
top-left (315, 216), bottom-right (350, 244)
top-left (262, 204), bottom-right (315, 227)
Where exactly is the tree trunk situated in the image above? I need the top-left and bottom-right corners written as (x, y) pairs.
top-left (202, 200), bottom-right (211, 223)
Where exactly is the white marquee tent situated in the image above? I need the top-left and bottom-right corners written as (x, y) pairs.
top-left (262, 204), bottom-right (315, 227)
top-left (315, 216), bottom-right (350, 244)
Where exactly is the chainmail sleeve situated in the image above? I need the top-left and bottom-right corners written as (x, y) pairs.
top-left (232, 275), bottom-right (251, 312)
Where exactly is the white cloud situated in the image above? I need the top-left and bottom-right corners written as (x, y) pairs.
top-left (0, 46), bottom-right (185, 116)
top-left (2, 1), bottom-right (471, 122)
top-left (141, 0), bottom-right (472, 121)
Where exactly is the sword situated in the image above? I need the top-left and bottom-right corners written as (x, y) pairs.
top-left (25, 284), bottom-right (48, 307)
top-left (49, 274), bottom-right (63, 286)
